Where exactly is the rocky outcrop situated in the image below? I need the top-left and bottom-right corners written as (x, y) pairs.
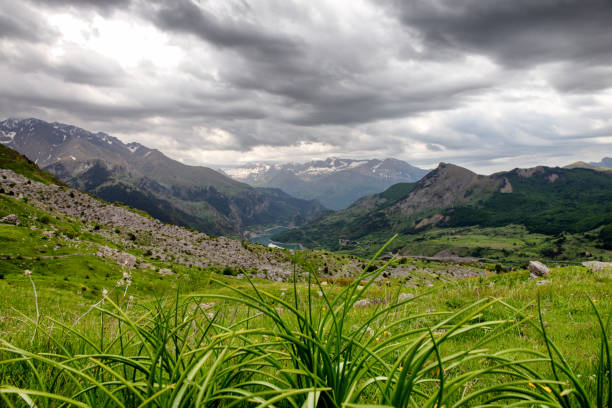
top-left (499, 177), bottom-right (513, 193)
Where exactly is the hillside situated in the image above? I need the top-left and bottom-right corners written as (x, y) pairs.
top-left (275, 163), bottom-right (612, 260)
top-left (1, 119), bottom-right (324, 236)
top-left (0, 150), bottom-right (496, 289)
top-left (222, 157), bottom-right (429, 209)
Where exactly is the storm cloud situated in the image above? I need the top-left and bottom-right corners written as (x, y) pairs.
top-left (0, 0), bottom-right (610, 172)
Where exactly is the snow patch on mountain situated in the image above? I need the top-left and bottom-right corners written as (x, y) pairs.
top-left (0, 131), bottom-right (16, 144)
top-left (223, 163), bottom-right (275, 180)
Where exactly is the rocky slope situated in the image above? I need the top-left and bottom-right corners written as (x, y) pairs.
top-left (0, 118), bottom-right (324, 236)
top-left (222, 157), bottom-right (429, 209)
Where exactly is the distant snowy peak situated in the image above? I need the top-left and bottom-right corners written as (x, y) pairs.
top-left (223, 163), bottom-right (276, 181)
top-left (223, 157), bottom-right (426, 182)
top-left (221, 157), bottom-right (429, 209)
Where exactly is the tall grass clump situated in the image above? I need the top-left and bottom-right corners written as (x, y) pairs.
top-left (0, 236), bottom-right (609, 407)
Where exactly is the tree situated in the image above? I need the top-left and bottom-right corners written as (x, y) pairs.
top-left (600, 224), bottom-right (612, 250)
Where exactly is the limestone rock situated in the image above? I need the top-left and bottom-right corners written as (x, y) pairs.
top-left (528, 261), bottom-right (550, 277)
top-left (0, 214), bottom-right (19, 225)
top-left (398, 293), bottom-right (415, 302)
top-left (582, 261), bottom-right (612, 271)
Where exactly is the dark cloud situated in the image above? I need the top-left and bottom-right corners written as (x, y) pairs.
top-left (27, 0), bottom-right (132, 14)
top-left (0, 1), bottom-right (57, 42)
top-left (147, 0), bottom-right (301, 59)
top-left (549, 65), bottom-right (612, 93)
top-left (385, 0), bottom-right (612, 69)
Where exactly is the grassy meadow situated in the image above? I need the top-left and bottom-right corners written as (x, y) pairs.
top-left (0, 235), bottom-right (610, 406)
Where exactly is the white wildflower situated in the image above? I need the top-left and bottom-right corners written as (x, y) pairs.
top-left (24, 269), bottom-right (31, 276)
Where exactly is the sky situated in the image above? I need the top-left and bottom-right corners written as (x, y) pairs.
top-left (0, 0), bottom-right (611, 173)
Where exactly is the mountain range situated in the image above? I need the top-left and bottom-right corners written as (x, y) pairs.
top-left (275, 162), bottom-right (612, 257)
top-left (0, 118), bottom-right (324, 236)
top-left (590, 157), bottom-right (612, 168)
top-left (222, 158), bottom-right (429, 209)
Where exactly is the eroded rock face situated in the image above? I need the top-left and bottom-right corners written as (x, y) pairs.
top-left (528, 261), bottom-right (550, 277)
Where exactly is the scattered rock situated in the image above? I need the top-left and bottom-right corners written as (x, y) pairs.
top-left (353, 299), bottom-right (371, 308)
top-left (398, 293), bottom-right (415, 302)
top-left (0, 214), bottom-right (19, 225)
top-left (196, 302), bottom-right (214, 310)
top-left (536, 280), bottom-right (551, 286)
top-left (158, 268), bottom-right (174, 276)
top-left (582, 261), bottom-right (612, 271)
top-left (95, 245), bottom-right (137, 268)
top-left (116, 252), bottom-right (137, 268)
top-left (528, 261), bottom-right (550, 278)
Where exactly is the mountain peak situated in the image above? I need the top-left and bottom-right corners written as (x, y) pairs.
top-left (429, 162), bottom-right (476, 180)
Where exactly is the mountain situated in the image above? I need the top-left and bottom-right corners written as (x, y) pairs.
top-left (222, 157), bottom-right (429, 209)
top-left (589, 157), bottom-right (612, 168)
top-left (275, 162), bottom-right (612, 256)
top-left (564, 161), bottom-right (612, 172)
top-left (0, 118), bottom-right (324, 236)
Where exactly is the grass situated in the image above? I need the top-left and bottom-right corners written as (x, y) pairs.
top-left (0, 235), bottom-right (610, 407)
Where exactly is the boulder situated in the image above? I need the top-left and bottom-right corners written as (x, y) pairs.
top-left (116, 252), bottom-right (137, 268)
top-left (0, 214), bottom-right (19, 225)
top-left (158, 268), bottom-right (174, 276)
top-left (528, 261), bottom-right (550, 277)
